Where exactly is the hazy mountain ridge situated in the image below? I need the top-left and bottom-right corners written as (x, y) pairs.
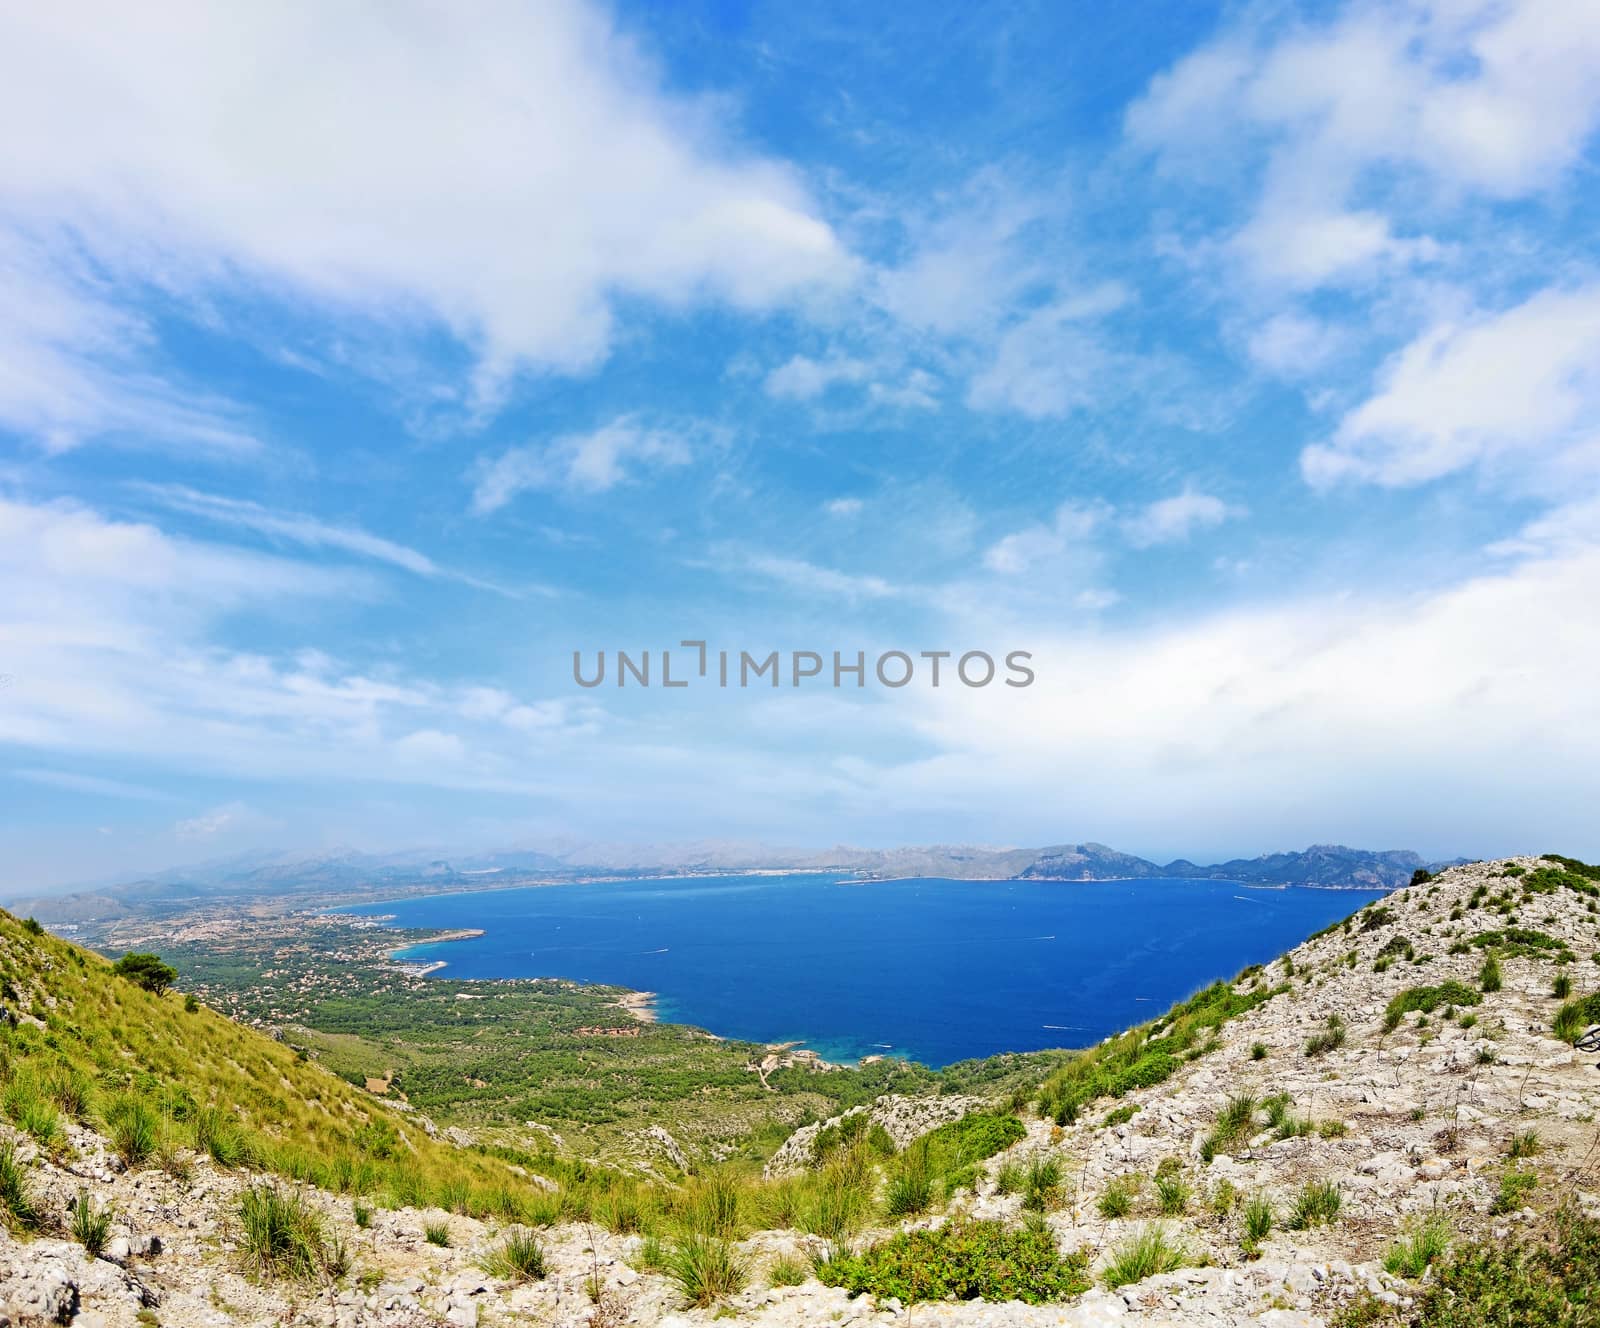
top-left (6, 839), bottom-right (1454, 924)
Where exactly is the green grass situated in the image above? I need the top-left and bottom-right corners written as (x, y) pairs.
top-left (1103, 1224), bottom-right (1189, 1288)
top-left (1383, 982), bottom-right (1482, 1032)
top-left (1021, 1155), bottom-right (1063, 1212)
top-left (1384, 1215), bottom-right (1452, 1279)
top-left (1480, 954), bottom-right (1503, 993)
top-left (1037, 975), bottom-right (1287, 1122)
top-left (1552, 991), bottom-right (1600, 1042)
top-left (817, 1220), bottom-right (1090, 1304)
top-left (423, 1219), bottom-right (452, 1247)
top-left (884, 1164), bottom-right (932, 1217)
top-left (766, 1254), bottom-right (807, 1287)
top-left (481, 1227), bottom-right (548, 1282)
top-left (238, 1184), bottom-right (343, 1282)
top-left (0, 1143), bottom-right (41, 1232)
top-left (1098, 1177), bottom-right (1135, 1219)
top-left (1304, 1013), bottom-right (1347, 1057)
top-left (1491, 1168), bottom-right (1538, 1215)
top-left (1243, 1194), bottom-right (1273, 1247)
top-left (1154, 1172), bottom-right (1190, 1216)
top-left (70, 1188), bottom-right (114, 1257)
top-left (1288, 1180), bottom-right (1342, 1229)
top-left (1509, 1130), bottom-right (1542, 1159)
top-left (666, 1234), bottom-right (748, 1308)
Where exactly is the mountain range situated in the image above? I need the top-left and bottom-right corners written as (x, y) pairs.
top-left (5, 839), bottom-right (1456, 924)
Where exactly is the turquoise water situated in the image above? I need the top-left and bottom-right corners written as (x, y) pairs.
top-left (343, 874), bottom-right (1383, 1067)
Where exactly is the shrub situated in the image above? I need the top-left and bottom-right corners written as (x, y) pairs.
top-left (70, 1189), bottom-right (113, 1258)
top-left (238, 1184), bottom-right (337, 1281)
top-left (0, 1144), bottom-right (40, 1231)
top-left (884, 1166), bottom-right (931, 1217)
top-left (1553, 972), bottom-right (1573, 999)
top-left (481, 1227), bottom-right (547, 1283)
top-left (817, 1220), bottom-right (1089, 1304)
top-left (1289, 1180), bottom-right (1341, 1230)
top-left (1103, 1224), bottom-right (1189, 1288)
top-left (1491, 1168), bottom-right (1537, 1215)
top-left (1319, 1119), bottom-right (1349, 1138)
top-left (194, 1105), bottom-right (253, 1168)
top-left (1102, 1104), bottom-right (1139, 1127)
top-left (1098, 1177), bottom-right (1135, 1219)
top-left (1305, 1017), bottom-right (1344, 1062)
top-left (1022, 1156), bottom-right (1062, 1212)
top-left (1384, 982), bottom-right (1481, 1032)
top-left (1214, 1093), bottom-right (1258, 1146)
top-left (1155, 1173), bottom-right (1191, 1216)
top-left (766, 1254), bottom-right (807, 1288)
top-left (112, 952), bottom-right (178, 995)
top-left (1509, 1130), bottom-right (1541, 1159)
top-left (352, 1201), bottom-right (371, 1229)
top-left (105, 1092), bottom-right (160, 1167)
top-left (666, 1235), bottom-right (747, 1308)
top-left (1480, 954), bottom-right (1502, 993)
top-left (1243, 1195), bottom-right (1273, 1245)
top-left (1251, 1042), bottom-right (1268, 1060)
top-left (1385, 1215), bottom-right (1452, 1279)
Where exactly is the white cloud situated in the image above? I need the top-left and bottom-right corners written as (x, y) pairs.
top-left (1304, 283), bottom-right (1600, 487)
top-left (175, 802), bottom-right (257, 841)
top-left (131, 484), bottom-right (508, 592)
top-left (763, 355), bottom-right (869, 401)
top-left (824, 498), bottom-right (863, 518)
top-left (1122, 489), bottom-right (1243, 548)
top-left (965, 292), bottom-right (1126, 420)
top-left (884, 532), bottom-right (1600, 855)
top-left (0, 0), bottom-right (849, 410)
top-left (0, 232), bottom-right (257, 455)
top-left (1128, 1), bottom-right (1600, 290)
top-left (11, 767), bottom-right (176, 802)
top-left (738, 553), bottom-right (898, 602)
top-left (471, 419), bottom-right (693, 512)
top-left (0, 493), bottom-right (604, 794)
top-left (982, 502), bottom-right (1108, 575)
top-left (1246, 311), bottom-right (1346, 377)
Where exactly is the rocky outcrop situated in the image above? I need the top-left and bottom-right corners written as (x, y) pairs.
top-left (763, 1093), bottom-right (987, 1177)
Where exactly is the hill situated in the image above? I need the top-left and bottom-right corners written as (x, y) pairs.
top-left (7, 856), bottom-right (1600, 1326)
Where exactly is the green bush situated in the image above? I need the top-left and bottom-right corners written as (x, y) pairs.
top-left (1384, 982), bottom-right (1482, 1032)
top-left (481, 1227), bottom-right (547, 1282)
top-left (239, 1184), bottom-right (339, 1282)
top-left (0, 1143), bottom-right (40, 1232)
top-left (1384, 1215), bottom-right (1451, 1279)
top-left (1480, 954), bottom-right (1502, 993)
top-left (70, 1189), bottom-right (113, 1258)
top-left (817, 1220), bottom-right (1090, 1304)
top-left (1103, 1224), bottom-right (1189, 1288)
top-left (666, 1234), bottom-right (747, 1308)
top-left (1289, 1180), bottom-right (1341, 1229)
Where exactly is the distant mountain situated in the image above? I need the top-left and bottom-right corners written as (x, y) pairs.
top-left (6, 837), bottom-right (1457, 925)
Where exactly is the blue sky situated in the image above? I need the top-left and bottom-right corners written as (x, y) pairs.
top-left (3, 0), bottom-right (1600, 890)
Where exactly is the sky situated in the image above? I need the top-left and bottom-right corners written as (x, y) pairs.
top-left (3, 0), bottom-right (1600, 891)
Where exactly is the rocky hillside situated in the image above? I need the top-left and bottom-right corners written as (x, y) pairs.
top-left (6, 856), bottom-right (1600, 1327)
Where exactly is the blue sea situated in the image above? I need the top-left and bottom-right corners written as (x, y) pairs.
top-left (342, 874), bottom-right (1383, 1068)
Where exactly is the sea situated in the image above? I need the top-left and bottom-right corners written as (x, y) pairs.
top-left (340, 873), bottom-right (1384, 1068)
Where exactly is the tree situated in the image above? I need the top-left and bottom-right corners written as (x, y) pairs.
top-left (1409, 869), bottom-right (1433, 888)
top-left (113, 952), bottom-right (178, 996)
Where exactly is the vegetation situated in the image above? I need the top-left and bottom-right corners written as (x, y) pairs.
top-left (481, 1228), bottom-right (548, 1282)
top-left (665, 1235), bottom-right (748, 1308)
top-left (817, 1220), bottom-right (1090, 1304)
top-left (239, 1184), bottom-right (346, 1282)
top-left (1384, 982), bottom-right (1482, 1032)
top-left (1103, 1224), bottom-right (1190, 1288)
top-left (1289, 1180), bottom-right (1342, 1230)
top-left (1037, 975), bottom-right (1287, 1122)
top-left (1342, 1203), bottom-right (1600, 1327)
top-left (1384, 1215), bottom-right (1452, 1279)
top-left (112, 952), bottom-right (178, 995)
top-left (69, 1188), bottom-right (114, 1257)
